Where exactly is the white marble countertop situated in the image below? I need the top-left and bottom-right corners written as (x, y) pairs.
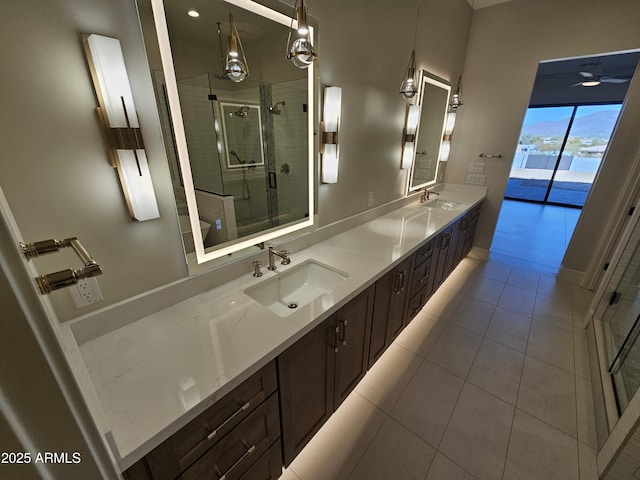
top-left (77, 184), bottom-right (486, 470)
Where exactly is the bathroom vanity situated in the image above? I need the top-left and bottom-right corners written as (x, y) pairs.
top-left (71, 185), bottom-right (485, 479)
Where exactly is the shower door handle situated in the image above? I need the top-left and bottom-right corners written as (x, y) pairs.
top-left (268, 172), bottom-right (277, 189)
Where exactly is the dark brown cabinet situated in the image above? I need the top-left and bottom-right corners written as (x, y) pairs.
top-left (278, 286), bottom-right (374, 466)
top-left (369, 256), bottom-right (414, 368)
top-left (123, 362), bottom-right (281, 480)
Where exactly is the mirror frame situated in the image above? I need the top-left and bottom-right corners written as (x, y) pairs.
top-left (150, 0), bottom-right (315, 264)
top-left (407, 71), bottom-right (451, 193)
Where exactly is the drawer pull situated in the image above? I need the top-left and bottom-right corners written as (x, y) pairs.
top-left (419, 273), bottom-right (428, 284)
top-left (206, 401), bottom-right (251, 441)
top-left (218, 443), bottom-right (256, 480)
top-left (333, 325), bottom-right (340, 353)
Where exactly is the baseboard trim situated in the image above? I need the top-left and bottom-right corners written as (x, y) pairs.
top-left (557, 266), bottom-right (586, 285)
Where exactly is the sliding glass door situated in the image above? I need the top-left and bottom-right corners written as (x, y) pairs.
top-left (505, 104), bottom-right (622, 207)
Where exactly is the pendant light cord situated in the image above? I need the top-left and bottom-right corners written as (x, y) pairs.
top-left (412, 2), bottom-right (421, 51)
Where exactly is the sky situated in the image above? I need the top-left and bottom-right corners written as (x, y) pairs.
top-left (523, 104), bottom-right (622, 126)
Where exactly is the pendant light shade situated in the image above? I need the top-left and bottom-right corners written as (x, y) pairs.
top-left (400, 2), bottom-right (421, 100)
top-left (225, 12), bottom-right (249, 82)
top-left (400, 50), bottom-right (418, 99)
top-left (287, 0), bottom-right (316, 69)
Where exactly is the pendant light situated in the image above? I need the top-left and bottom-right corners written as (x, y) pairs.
top-left (225, 11), bottom-right (249, 82)
top-left (400, 2), bottom-right (421, 99)
top-left (286, 0), bottom-right (317, 69)
top-left (449, 75), bottom-right (463, 110)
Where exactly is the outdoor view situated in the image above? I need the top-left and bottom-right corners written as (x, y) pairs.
top-left (505, 104), bottom-right (622, 207)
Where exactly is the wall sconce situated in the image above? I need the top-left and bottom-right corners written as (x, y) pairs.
top-left (83, 34), bottom-right (160, 221)
top-left (401, 104), bottom-right (420, 169)
top-left (439, 110), bottom-right (456, 162)
top-left (287, 0), bottom-right (317, 69)
top-left (321, 86), bottom-right (342, 183)
top-left (225, 11), bottom-right (250, 82)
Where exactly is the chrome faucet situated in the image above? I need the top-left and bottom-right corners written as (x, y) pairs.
top-left (268, 245), bottom-right (291, 270)
top-left (419, 188), bottom-right (440, 203)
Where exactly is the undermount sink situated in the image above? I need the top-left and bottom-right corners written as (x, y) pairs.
top-left (423, 198), bottom-right (462, 210)
top-left (244, 260), bottom-right (350, 317)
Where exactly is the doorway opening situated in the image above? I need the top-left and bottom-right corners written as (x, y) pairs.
top-left (491, 50), bottom-right (640, 271)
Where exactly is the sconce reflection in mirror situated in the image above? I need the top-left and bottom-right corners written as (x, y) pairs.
top-left (439, 75), bottom-right (463, 162)
top-left (286, 0), bottom-right (317, 69)
top-left (83, 34), bottom-right (160, 221)
top-left (321, 86), bottom-right (342, 183)
top-left (401, 104), bottom-right (420, 169)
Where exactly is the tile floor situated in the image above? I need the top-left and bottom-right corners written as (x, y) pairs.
top-left (280, 201), bottom-right (599, 480)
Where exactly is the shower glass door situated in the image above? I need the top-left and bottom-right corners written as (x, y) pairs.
top-left (595, 214), bottom-right (640, 414)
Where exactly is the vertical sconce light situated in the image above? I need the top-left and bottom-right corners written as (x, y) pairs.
top-left (225, 11), bottom-right (250, 82)
top-left (401, 104), bottom-right (420, 169)
top-left (83, 34), bottom-right (160, 221)
top-left (400, 2), bottom-right (421, 99)
top-left (287, 0), bottom-right (317, 69)
top-left (321, 86), bottom-right (342, 183)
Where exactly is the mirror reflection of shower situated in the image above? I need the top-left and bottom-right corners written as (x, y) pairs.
top-left (269, 100), bottom-right (285, 115)
top-left (231, 105), bottom-right (249, 118)
top-left (230, 150), bottom-right (252, 200)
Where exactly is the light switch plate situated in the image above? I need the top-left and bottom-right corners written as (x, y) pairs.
top-left (466, 174), bottom-right (486, 185)
top-left (469, 162), bottom-right (486, 173)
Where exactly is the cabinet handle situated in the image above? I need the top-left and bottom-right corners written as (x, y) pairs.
top-left (393, 270), bottom-right (406, 295)
top-left (340, 318), bottom-right (348, 346)
top-left (333, 325), bottom-right (340, 353)
top-left (441, 233), bottom-right (451, 250)
top-left (217, 443), bottom-right (256, 480)
top-left (419, 272), bottom-right (429, 284)
top-left (206, 401), bottom-right (251, 441)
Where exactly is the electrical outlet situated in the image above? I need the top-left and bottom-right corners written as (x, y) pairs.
top-left (469, 162), bottom-right (486, 173)
top-left (70, 277), bottom-right (104, 308)
top-left (368, 191), bottom-right (375, 207)
top-left (466, 174), bottom-right (486, 185)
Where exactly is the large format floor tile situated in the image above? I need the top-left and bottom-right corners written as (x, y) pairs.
top-left (391, 360), bottom-right (464, 448)
top-left (349, 417), bottom-right (435, 480)
top-left (503, 409), bottom-right (579, 480)
top-left (426, 323), bottom-right (483, 379)
top-left (485, 307), bottom-right (531, 353)
top-left (439, 383), bottom-right (514, 480)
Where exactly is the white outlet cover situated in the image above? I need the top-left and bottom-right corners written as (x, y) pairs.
top-left (70, 277), bottom-right (104, 308)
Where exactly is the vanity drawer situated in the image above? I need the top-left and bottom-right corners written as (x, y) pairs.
top-left (410, 254), bottom-right (432, 298)
top-left (145, 361), bottom-right (277, 479)
top-left (237, 440), bottom-right (283, 480)
top-left (414, 239), bottom-right (435, 267)
top-left (179, 393), bottom-right (280, 480)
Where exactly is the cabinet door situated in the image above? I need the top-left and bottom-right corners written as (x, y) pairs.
top-left (369, 272), bottom-right (393, 367)
top-left (334, 286), bottom-right (374, 408)
top-left (433, 224), bottom-right (455, 288)
top-left (278, 320), bottom-right (335, 466)
top-left (386, 256), bottom-right (414, 340)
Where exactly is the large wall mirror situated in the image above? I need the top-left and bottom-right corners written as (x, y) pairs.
top-left (407, 71), bottom-right (451, 192)
top-left (137, 0), bottom-right (316, 265)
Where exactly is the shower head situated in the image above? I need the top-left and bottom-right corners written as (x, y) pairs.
top-left (230, 150), bottom-right (244, 163)
top-left (232, 106), bottom-right (249, 118)
top-left (269, 100), bottom-right (285, 115)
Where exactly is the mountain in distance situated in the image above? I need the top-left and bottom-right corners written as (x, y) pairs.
top-left (522, 109), bottom-right (620, 139)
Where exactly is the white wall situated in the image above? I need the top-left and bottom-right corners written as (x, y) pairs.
top-left (445, 0), bottom-right (640, 279)
top-left (313, 0), bottom-right (472, 225)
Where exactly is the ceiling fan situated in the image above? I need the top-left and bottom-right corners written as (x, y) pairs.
top-left (571, 71), bottom-right (632, 87)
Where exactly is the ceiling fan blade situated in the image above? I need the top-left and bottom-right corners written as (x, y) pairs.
top-left (601, 77), bottom-right (631, 83)
top-left (569, 82), bottom-right (583, 87)
top-left (579, 71), bottom-right (594, 78)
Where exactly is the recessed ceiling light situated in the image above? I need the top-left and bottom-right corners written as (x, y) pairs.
top-left (187, 10), bottom-right (200, 18)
